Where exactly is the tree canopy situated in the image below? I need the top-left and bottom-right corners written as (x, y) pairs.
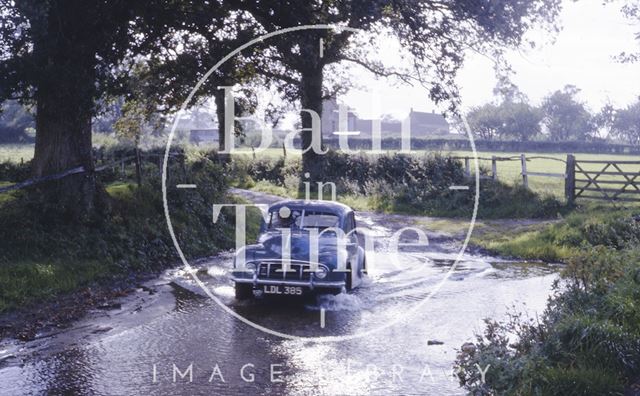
top-left (605, 99), bottom-right (640, 145)
top-left (466, 100), bottom-right (541, 141)
top-left (0, 0), bottom-right (563, 215)
top-left (541, 85), bottom-right (596, 142)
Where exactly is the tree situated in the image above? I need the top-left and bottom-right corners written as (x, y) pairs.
top-left (615, 1), bottom-right (640, 63)
top-left (466, 101), bottom-right (541, 141)
top-left (236, 0), bottom-right (562, 179)
top-left (541, 85), bottom-right (596, 141)
top-left (0, 1), bottom-right (225, 217)
top-left (606, 100), bottom-right (640, 145)
top-left (466, 104), bottom-right (503, 140)
top-left (113, 64), bottom-right (166, 186)
top-left (498, 101), bottom-right (542, 141)
top-left (140, 7), bottom-right (269, 155)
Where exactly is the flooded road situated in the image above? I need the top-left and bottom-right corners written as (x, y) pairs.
top-left (0, 191), bottom-right (558, 395)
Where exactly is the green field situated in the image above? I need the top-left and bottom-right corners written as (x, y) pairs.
top-left (0, 144), bottom-right (34, 163)
top-left (226, 148), bottom-right (640, 200)
top-left (448, 151), bottom-right (640, 200)
top-left (2, 143), bottom-right (639, 202)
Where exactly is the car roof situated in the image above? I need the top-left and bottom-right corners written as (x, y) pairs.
top-left (269, 199), bottom-right (353, 216)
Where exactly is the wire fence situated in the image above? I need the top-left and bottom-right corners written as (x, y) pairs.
top-left (0, 152), bottom-right (181, 195)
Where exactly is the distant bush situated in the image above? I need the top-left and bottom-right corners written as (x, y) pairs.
top-left (234, 151), bottom-right (564, 219)
top-left (0, 160), bottom-right (30, 182)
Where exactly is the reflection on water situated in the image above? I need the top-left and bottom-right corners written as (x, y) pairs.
top-left (0, 211), bottom-right (557, 395)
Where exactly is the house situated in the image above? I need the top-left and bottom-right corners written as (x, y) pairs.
top-left (320, 98), bottom-right (449, 138)
top-left (405, 109), bottom-right (449, 136)
top-left (321, 98), bottom-right (357, 136)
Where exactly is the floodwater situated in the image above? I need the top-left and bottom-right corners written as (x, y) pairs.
top-left (0, 191), bottom-right (558, 395)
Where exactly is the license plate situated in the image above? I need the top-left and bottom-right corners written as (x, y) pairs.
top-left (263, 285), bottom-right (303, 295)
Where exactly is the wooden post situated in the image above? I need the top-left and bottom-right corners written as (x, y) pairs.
top-left (491, 156), bottom-right (498, 181)
top-left (464, 157), bottom-right (471, 178)
top-left (520, 153), bottom-right (528, 188)
top-left (134, 147), bottom-right (142, 188)
top-left (565, 154), bottom-right (576, 205)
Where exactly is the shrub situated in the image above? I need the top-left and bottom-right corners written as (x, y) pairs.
top-left (0, 151), bottom-right (241, 311)
top-left (231, 150), bottom-right (565, 219)
top-left (0, 160), bottom-right (30, 182)
top-left (455, 236), bottom-right (640, 394)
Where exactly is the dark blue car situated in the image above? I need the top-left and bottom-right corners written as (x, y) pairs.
top-left (231, 200), bottom-right (367, 299)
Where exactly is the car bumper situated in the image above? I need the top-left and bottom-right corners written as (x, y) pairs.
top-left (231, 275), bottom-right (345, 290)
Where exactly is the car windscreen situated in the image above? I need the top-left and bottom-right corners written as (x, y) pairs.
top-left (269, 209), bottom-right (340, 231)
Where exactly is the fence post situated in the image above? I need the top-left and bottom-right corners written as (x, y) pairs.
top-left (134, 148), bottom-right (142, 188)
top-left (491, 156), bottom-right (497, 181)
top-left (565, 154), bottom-right (576, 205)
top-left (520, 153), bottom-right (528, 188)
top-left (464, 157), bottom-right (471, 178)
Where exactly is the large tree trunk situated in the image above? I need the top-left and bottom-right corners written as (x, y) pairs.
top-left (213, 88), bottom-right (230, 163)
top-left (299, 68), bottom-right (324, 183)
top-left (31, 7), bottom-right (100, 219)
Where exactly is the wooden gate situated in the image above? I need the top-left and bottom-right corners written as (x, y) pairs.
top-left (567, 155), bottom-right (640, 203)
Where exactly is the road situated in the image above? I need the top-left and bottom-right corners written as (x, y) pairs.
top-left (0, 190), bottom-right (558, 395)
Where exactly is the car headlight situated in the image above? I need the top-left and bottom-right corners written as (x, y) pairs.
top-left (244, 262), bottom-right (257, 272)
top-left (314, 266), bottom-right (328, 279)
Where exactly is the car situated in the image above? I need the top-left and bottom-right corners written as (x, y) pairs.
top-left (231, 199), bottom-right (367, 299)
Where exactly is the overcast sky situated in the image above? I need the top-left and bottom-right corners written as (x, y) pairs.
top-left (342, 0), bottom-right (640, 119)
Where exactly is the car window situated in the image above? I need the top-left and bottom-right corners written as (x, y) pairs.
top-left (344, 212), bottom-right (355, 233)
top-left (298, 213), bottom-right (339, 229)
top-left (269, 209), bottom-right (339, 231)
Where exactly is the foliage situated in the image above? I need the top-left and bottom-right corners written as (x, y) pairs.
top-left (465, 104), bottom-right (503, 140)
top-left (607, 99), bottom-right (640, 145)
top-left (456, 209), bottom-right (640, 394)
top-left (477, 205), bottom-right (640, 260)
top-left (0, 100), bottom-right (34, 143)
top-left (541, 85), bottom-right (597, 142)
top-left (0, 151), bottom-right (242, 312)
top-left (234, 151), bottom-right (565, 219)
top-left (0, 159), bottom-right (31, 182)
top-left (467, 101), bottom-right (542, 141)
top-left (231, 0), bottom-right (562, 178)
top-left (113, 64), bottom-right (166, 143)
top-left (615, 1), bottom-right (640, 63)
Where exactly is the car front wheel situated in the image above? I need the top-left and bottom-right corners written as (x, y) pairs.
top-left (235, 283), bottom-right (253, 300)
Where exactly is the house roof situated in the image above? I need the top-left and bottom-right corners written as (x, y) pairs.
top-left (409, 111), bottom-right (448, 126)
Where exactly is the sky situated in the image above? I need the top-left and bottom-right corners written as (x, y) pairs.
top-left (341, 0), bottom-right (640, 120)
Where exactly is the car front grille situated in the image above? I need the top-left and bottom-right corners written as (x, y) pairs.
top-left (257, 262), bottom-right (313, 281)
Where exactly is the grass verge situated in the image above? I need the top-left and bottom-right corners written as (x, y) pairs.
top-left (0, 156), bottom-right (239, 315)
top-left (472, 203), bottom-right (640, 262)
top-left (455, 204), bottom-right (640, 394)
